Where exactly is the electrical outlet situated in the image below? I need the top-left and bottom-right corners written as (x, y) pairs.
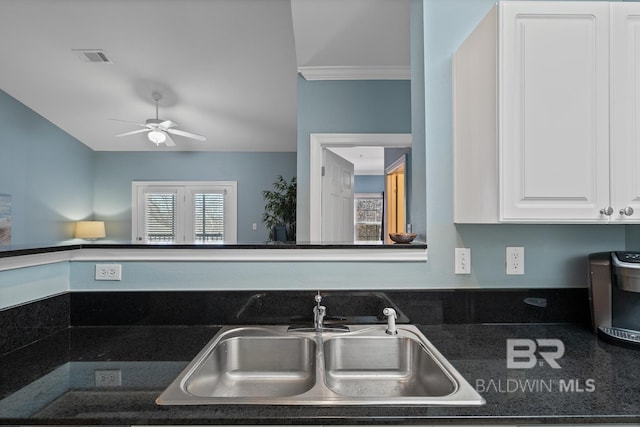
top-left (252, 223), bottom-right (257, 230)
top-left (455, 248), bottom-right (471, 274)
top-left (95, 264), bottom-right (122, 281)
top-left (95, 369), bottom-right (122, 387)
top-left (506, 247), bottom-right (525, 275)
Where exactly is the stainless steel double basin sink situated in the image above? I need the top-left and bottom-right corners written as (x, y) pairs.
top-left (156, 324), bottom-right (484, 406)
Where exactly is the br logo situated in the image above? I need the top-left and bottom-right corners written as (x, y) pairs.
top-left (506, 339), bottom-right (565, 369)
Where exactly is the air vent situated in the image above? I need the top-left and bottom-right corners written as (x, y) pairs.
top-left (73, 49), bottom-right (112, 63)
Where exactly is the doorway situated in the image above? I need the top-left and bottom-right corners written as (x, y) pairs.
top-left (385, 155), bottom-right (406, 243)
top-left (309, 133), bottom-right (412, 242)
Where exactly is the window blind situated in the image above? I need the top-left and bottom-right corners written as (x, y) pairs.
top-left (133, 181), bottom-right (237, 244)
top-left (193, 192), bottom-right (224, 243)
top-left (144, 192), bottom-right (177, 243)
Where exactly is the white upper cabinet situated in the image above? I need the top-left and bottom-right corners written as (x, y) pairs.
top-left (610, 4), bottom-right (640, 223)
top-left (454, 1), bottom-right (640, 223)
top-left (500, 2), bottom-right (610, 222)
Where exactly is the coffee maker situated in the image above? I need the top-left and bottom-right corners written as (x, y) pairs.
top-left (588, 252), bottom-right (640, 347)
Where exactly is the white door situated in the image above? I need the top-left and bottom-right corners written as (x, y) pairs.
top-left (610, 3), bottom-right (640, 223)
top-left (321, 149), bottom-right (354, 242)
top-left (500, 2), bottom-right (610, 222)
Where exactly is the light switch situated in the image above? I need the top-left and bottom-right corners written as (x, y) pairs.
top-left (455, 248), bottom-right (471, 275)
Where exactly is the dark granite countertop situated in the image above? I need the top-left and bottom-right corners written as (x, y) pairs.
top-left (0, 323), bottom-right (638, 425)
top-left (0, 242), bottom-right (427, 258)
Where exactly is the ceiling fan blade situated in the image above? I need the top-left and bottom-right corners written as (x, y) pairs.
top-left (109, 118), bottom-right (147, 127)
top-left (115, 128), bottom-right (150, 137)
top-left (167, 128), bottom-right (207, 141)
top-left (159, 120), bottom-right (178, 129)
top-left (164, 133), bottom-right (176, 147)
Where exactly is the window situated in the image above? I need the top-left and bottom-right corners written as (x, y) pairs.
top-left (192, 192), bottom-right (225, 243)
top-left (143, 190), bottom-right (178, 243)
top-left (354, 193), bottom-right (383, 243)
top-left (132, 181), bottom-right (237, 244)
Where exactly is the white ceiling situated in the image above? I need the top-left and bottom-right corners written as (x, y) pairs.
top-left (0, 0), bottom-right (410, 152)
top-left (291, 0), bottom-right (410, 80)
top-left (328, 146), bottom-right (385, 176)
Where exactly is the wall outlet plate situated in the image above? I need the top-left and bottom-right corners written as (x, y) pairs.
top-left (95, 264), bottom-right (122, 281)
top-left (95, 369), bottom-right (122, 387)
top-left (506, 247), bottom-right (525, 275)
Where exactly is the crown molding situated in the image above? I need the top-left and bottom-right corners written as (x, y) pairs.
top-left (298, 66), bottom-right (411, 81)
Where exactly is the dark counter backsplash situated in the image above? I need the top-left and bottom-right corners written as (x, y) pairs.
top-left (0, 293), bottom-right (69, 357)
top-left (1, 288), bottom-right (590, 356)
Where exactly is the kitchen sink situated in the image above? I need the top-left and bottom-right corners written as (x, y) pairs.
top-left (323, 336), bottom-right (456, 398)
top-left (185, 335), bottom-right (316, 398)
top-left (156, 325), bottom-right (484, 406)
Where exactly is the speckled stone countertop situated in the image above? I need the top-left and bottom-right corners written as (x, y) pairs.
top-left (0, 323), bottom-right (638, 425)
top-left (0, 242), bottom-right (428, 258)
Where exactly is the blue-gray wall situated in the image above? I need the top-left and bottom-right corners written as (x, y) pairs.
top-left (93, 151), bottom-right (296, 242)
top-left (355, 176), bottom-right (384, 194)
top-left (296, 77), bottom-right (412, 241)
top-left (411, 0), bottom-right (427, 239)
top-left (0, 90), bottom-right (94, 246)
top-left (625, 225), bottom-right (640, 249)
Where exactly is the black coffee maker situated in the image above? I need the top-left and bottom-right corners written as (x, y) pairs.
top-left (588, 252), bottom-right (640, 347)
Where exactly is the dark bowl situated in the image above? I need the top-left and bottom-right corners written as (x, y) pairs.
top-left (389, 233), bottom-right (417, 244)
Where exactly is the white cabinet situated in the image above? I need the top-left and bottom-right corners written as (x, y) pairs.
top-left (500, 2), bottom-right (610, 222)
top-left (610, 4), bottom-right (640, 223)
top-left (453, 1), bottom-right (640, 223)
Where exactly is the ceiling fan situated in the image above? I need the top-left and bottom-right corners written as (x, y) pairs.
top-left (113, 92), bottom-right (206, 146)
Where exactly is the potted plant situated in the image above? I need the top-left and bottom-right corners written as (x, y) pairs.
top-left (262, 175), bottom-right (296, 242)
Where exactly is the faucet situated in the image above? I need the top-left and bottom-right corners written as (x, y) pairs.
top-left (383, 307), bottom-right (398, 335)
top-left (287, 292), bottom-right (350, 333)
top-left (313, 292), bottom-right (326, 330)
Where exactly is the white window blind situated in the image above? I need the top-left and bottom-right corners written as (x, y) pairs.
top-left (193, 192), bottom-right (225, 243)
top-left (132, 181), bottom-right (237, 244)
top-left (144, 192), bottom-right (178, 243)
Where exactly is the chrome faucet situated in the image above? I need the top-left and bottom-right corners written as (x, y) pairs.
top-left (288, 292), bottom-right (349, 333)
top-left (383, 307), bottom-right (398, 335)
top-left (313, 292), bottom-right (326, 330)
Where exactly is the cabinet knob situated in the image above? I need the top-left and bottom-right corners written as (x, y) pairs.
top-left (600, 207), bottom-right (614, 216)
top-left (620, 207), bottom-right (635, 216)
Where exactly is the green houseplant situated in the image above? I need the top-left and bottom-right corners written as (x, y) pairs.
top-left (262, 175), bottom-right (296, 241)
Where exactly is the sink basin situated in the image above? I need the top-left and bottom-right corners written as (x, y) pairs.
top-left (157, 325), bottom-right (484, 406)
top-left (185, 335), bottom-right (316, 398)
top-left (323, 336), bottom-right (456, 398)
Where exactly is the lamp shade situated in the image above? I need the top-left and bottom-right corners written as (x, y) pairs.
top-left (75, 221), bottom-right (106, 240)
top-left (148, 130), bottom-right (167, 144)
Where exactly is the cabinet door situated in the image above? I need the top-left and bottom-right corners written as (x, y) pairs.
top-left (500, 2), bottom-right (610, 222)
top-left (610, 4), bottom-right (640, 223)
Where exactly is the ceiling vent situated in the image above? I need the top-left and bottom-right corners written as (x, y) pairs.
top-left (73, 49), bottom-right (112, 63)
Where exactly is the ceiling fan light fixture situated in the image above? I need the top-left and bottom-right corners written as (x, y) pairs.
top-left (113, 91), bottom-right (204, 146)
top-left (148, 130), bottom-right (166, 144)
